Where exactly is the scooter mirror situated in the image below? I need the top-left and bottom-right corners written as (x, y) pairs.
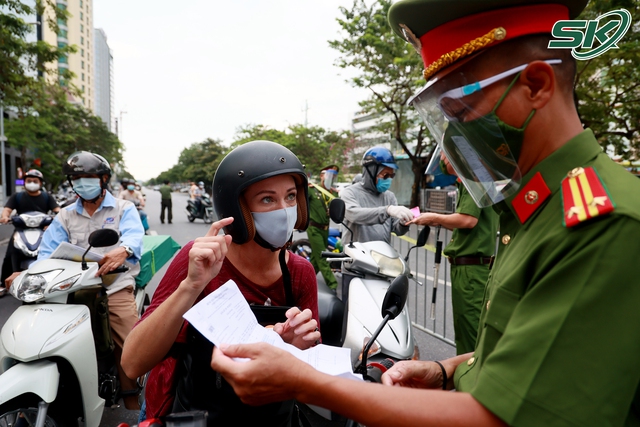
top-left (329, 198), bottom-right (345, 224)
top-left (381, 275), bottom-right (408, 320)
top-left (88, 229), bottom-right (120, 248)
top-left (416, 226), bottom-right (430, 247)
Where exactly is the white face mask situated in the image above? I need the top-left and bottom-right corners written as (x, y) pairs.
top-left (25, 182), bottom-right (41, 192)
top-left (251, 206), bottom-right (298, 249)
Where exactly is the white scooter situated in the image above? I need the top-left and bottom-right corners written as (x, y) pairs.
top-left (0, 229), bottom-right (141, 427)
top-left (305, 199), bottom-right (426, 425)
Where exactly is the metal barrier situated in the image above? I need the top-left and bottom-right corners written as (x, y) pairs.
top-left (392, 189), bottom-right (458, 348)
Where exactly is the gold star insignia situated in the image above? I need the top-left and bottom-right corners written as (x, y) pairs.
top-left (589, 196), bottom-right (607, 208)
top-left (566, 206), bottom-right (583, 218)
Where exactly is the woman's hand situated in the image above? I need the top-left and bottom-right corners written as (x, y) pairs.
top-left (273, 307), bottom-right (320, 350)
top-left (181, 217), bottom-right (234, 294)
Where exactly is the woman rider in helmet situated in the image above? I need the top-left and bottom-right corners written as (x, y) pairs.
top-left (122, 141), bottom-right (320, 426)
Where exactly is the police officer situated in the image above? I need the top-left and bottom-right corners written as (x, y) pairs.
top-left (411, 151), bottom-right (499, 355)
top-left (209, 1), bottom-right (640, 425)
top-left (307, 165), bottom-right (339, 289)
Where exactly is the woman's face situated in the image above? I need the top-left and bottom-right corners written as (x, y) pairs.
top-left (243, 174), bottom-right (297, 213)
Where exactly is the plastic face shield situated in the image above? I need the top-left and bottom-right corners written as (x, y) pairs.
top-left (323, 169), bottom-right (338, 188)
top-left (424, 145), bottom-right (445, 183)
top-left (409, 60), bottom-right (560, 207)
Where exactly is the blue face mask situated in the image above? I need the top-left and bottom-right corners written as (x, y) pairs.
top-left (72, 177), bottom-right (103, 200)
top-left (376, 177), bottom-right (392, 193)
top-left (127, 185), bottom-right (135, 191)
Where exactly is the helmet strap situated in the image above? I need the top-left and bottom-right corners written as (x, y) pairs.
top-left (278, 249), bottom-right (294, 306)
top-left (253, 232), bottom-right (293, 252)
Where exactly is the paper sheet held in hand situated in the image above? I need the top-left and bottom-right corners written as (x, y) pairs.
top-left (183, 279), bottom-right (362, 381)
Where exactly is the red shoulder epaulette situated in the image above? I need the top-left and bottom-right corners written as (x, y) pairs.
top-left (561, 166), bottom-right (615, 228)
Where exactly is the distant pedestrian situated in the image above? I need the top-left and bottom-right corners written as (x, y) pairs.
top-left (159, 180), bottom-right (173, 224)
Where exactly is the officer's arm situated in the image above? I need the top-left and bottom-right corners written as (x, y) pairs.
top-left (412, 212), bottom-right (478, 231)
top-left (212, 344), bottom-right (506, 427)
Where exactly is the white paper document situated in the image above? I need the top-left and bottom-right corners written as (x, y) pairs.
top-left (183, 280), bottom-right (362, 381)
top-left (50, 241), bottom-right (104, 262)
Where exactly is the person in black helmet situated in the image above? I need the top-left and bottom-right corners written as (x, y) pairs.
top-left (339, 146), bottom-right (412, 244)
top-left (122, 140), bottom-right (321, 426)
top-left (36, 151), bottom-right (145, 410)
top-left (0, 169), bottom-right (59, 296)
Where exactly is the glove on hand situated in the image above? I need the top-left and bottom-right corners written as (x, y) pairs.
top-left (386, 205), bottom-right (414, 223)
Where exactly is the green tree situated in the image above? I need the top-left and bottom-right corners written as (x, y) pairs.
top-left (1, 0), bottom-right (74, 104)
top-left (575, 0), bottom-right (640, 159)
top-left (329, 0), bottom-right (431, 207)
top-left (4, 81), bottom-right (124, 189)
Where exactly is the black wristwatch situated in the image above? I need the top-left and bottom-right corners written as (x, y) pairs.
top-left (122, 245), bottom-right (134, 257)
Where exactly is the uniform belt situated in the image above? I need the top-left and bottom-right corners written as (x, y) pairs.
top-left (448, 256), bottom-right (494, 266)
top-left (309, 220), bottom-right (329, 231)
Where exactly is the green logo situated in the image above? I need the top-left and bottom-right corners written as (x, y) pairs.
top-left (548, 9), bottom-right (632, 60)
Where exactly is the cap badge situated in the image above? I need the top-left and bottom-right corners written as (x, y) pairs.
top-left (399, 24), bottom-right (422, 52)
top-left (525, 190), bottom-right (538, 204)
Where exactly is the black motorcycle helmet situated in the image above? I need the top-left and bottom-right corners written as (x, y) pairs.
top-left (62, 151), bottom-right (112, 198)
top-left (213, 140), bottom-right (309, 245)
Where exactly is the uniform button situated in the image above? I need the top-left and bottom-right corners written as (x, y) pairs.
top-left (501, 234), bottom-right (511, 245)
top-left (486, 300), bottom-right (491, 310)
top-left (467, 357), bottom-right (475, 366)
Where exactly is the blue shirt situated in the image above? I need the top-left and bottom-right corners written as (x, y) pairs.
top-left (38, 192), bottom-right (143, 263)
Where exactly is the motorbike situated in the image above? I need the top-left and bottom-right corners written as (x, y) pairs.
top-left (186, 193), bottom-right (214, 224)
top-left (7, 211), bottom-right (54, 271)
top-left (291, 228), bottom-right (343, 263)
top-left (0, 229), bottom-right (147, 427)
top-left (301, 198), bottom-right (426, 425)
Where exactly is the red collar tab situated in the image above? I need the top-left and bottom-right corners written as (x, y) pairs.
top-left (561, 166), bottom-right (615, 228)
top-left (419, 4), bottom-right (568, 78)
top-left (511, 172), bottom-right (551, 224)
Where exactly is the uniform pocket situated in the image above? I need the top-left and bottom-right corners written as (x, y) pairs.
top-left (483, 286), bottom-right (521, 335)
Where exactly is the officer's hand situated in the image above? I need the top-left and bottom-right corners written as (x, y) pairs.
top-left (273, 307), bottom-right (320, 350)
top-left (211, 343), bottom-right (311, 405)
top-left (96, 247), bottom-right (129, 277)
top-left (182, 217), bottom-right (234, 294)
top-left (381, 360), bottom-right (443, 389)
top-left (386, 205), bottom-right (414, 223)
top-left (408, 212), bottom-right (436, 226)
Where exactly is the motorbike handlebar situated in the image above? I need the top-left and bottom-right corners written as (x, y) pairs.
top-left (321, 251), bottom-right (345, 258)
top-left (107, 265), bottom-right (130, 274)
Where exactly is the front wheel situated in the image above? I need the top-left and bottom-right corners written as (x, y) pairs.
top-left (0, 408), bottom-right (58, 427)
top-left (187, 214), bottom-right (195, 222)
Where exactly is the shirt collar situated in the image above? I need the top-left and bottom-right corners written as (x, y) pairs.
top-left (501, 129), bottom-right (602, 220)
top-left (74, 191), bottom-right (116, 214)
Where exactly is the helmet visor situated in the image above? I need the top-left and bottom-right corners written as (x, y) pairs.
top-left (409, 59), bottom-right (561, 207)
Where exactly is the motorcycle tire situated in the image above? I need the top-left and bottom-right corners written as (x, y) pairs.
top-left (290, 239), bottom-right (312, 262)
top-left (0, 408), bottom-right (58, 427)
top-left (187, 214), bottom-right (195, 223)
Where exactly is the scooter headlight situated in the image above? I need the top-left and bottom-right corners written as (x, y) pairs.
top-left (370, 250), bottom-right (405, 277)
top-left (13, 270), bottom-right (62, 302)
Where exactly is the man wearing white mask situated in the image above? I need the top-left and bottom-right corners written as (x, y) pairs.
top-left (36, 151), bottom-right (145, 410)
top-left (0, 169), bottom-right (60, 295)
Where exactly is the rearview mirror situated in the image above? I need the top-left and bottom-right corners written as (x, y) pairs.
top-left (381, 275), bottom-right (408, 320)
top-left (88, 229), bottom-right (120, 248)
top-left (416, 225), bottom-right (430, 247)
top-left (329, 198), bottom-right (345, 224)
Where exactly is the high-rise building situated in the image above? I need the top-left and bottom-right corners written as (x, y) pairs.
top-left (94, 28), bottom-right (113, 131)
top-left (52, 0), bottom-right (95, 111)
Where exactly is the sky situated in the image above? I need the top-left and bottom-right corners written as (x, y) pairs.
top-left (93, 0), bottom-right (370, 181)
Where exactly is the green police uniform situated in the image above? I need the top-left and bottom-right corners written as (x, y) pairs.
top-left (307, 184), bottom-right (339, 289)
top-left (453, 130), bottom-right (640, 426)
top-left (443, 182), bottom-right (499, 355)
